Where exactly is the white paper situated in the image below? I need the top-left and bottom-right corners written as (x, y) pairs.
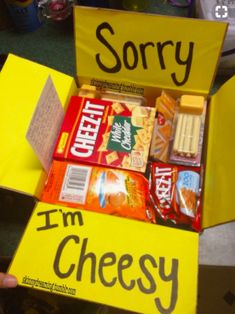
top-left (26, 76), bottom-right (65, 173)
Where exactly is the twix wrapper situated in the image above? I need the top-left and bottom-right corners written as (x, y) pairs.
top-left (41, 160), bottom-right (156, 223)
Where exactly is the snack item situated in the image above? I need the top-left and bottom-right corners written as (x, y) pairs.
top-left (78, 84), bottom-right (97, 98)
top-left (53, 96), bottom-right (155, 172)
top-left (169, 94), bottom-right (206, 166)
top-left (150, 91), bottom-right (177, 162)
top-left (78, 85), bottom-right (146, 107)
top-left (180, 95), bottom-right (204, 115)
top-left (101, 90), bottom-right (145, 107)
top-left (149, 162), bottom-right (202, 231)
top-left (41, 160), bottom-right (155, 223)
top-left (172, 113), bottom-right (201, 157)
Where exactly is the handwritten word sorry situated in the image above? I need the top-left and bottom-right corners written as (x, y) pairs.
top-left (96, 22), bottom-right (194, 86)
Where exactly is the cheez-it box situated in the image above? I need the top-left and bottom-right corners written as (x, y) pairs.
top-left (53, 96), bottom-right (156, 172)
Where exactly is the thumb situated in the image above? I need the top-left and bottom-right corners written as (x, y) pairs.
top-left (0, 273), bottom-right (18, 288)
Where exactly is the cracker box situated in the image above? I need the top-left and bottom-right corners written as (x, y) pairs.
top-left (2, 6), bottom-right (235, 314)
top-left (53, 95), bottom-right (155, 172)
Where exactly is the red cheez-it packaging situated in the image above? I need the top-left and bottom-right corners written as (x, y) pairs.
top-left (53, 96), bottom-right (155, 173)
top-left (149, 162), bottom-right (202, 231)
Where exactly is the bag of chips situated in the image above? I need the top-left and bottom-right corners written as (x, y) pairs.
top-left (149, 161), bottom-right (202, 231)
top-left (41, 160), bottom-right (156, 223)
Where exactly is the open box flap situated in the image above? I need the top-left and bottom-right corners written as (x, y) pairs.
top-left (203, 75), bottom-right (235, 228)
top-left (74, 6), bottom-right (227, 97)
top-left (8, 201), bottom-right (199, 313)
top-left (0, 54), bottom-right (78, 198)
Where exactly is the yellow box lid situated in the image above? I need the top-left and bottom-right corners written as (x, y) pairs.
top-left (0, 54), bottom-right (77, 198)
top-left (9, 201), bottom-right (199, 313)
top-left (74, 6), bottom-right (227, 96)
top-left (203, 75), bottom-right (235, 228)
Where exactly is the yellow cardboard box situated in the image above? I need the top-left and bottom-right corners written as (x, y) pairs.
top-left (2, 6), bottom-right (234, 313)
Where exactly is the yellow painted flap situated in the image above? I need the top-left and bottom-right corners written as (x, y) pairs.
top-left (9, 202), bottom-right (199, 313)
top-left (203, 75), bottom-right (235, 228)
top-left (74, 6), bottom-right (227, 95)
top-left (0, 54), bottom-right (77, 198)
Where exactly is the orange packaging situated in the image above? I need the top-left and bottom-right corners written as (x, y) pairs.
top-left (41, 160), bottom-right (155, 223)
top-left (150, 91), bottom-right (177, 162)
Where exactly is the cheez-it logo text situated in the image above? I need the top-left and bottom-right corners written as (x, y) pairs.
top-left (155, 166), bottom-right (172, 209)
top-left (70, 100), bottom-right (105, 158)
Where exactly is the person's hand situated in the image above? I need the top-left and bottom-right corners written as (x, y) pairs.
top-left (0, 272), bottom-right (17, 288)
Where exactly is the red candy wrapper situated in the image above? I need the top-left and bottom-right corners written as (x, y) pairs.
top-left (149, 162), bottom-right (202, 231)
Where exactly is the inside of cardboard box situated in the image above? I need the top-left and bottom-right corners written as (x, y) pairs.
top-left (38, 84), bottom-right (206, 233)
top-left (76, 73), bottom-right (235, 231)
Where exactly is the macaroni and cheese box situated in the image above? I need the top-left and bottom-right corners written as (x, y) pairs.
top-left (53, 95), bottom-right (155, 172)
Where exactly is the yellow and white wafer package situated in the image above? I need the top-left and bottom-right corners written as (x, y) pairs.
top-left (169, 95), bottom-right (207, 167)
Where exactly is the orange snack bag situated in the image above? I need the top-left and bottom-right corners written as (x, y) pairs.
top-left (41, 160), bottom-right (155, 223)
